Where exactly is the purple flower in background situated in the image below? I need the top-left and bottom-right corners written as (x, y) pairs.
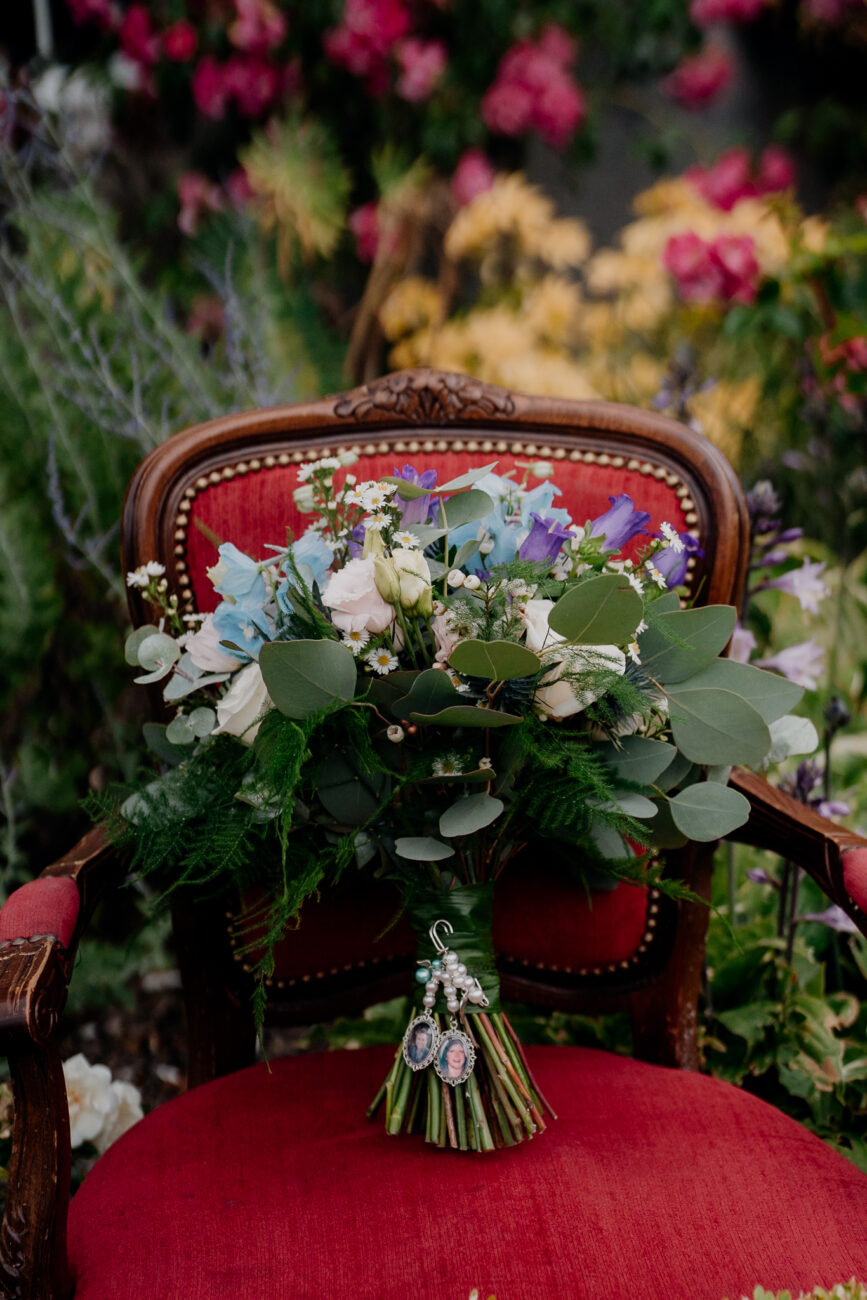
top-left (756, 639), bottom-right (824, 691)
top-left (652, 532), bottom-right (703, 588)
top-left (798, 904), bottom-right (858, 934)
top-left (729, 622), bottom-right (757, 664)
top-left (588, 494), bottom-right (651, 551)
top-left (393, 464), bottom-right (438, 526)
top-left (347, 523), bottom-right (365, 559)
top-left (518, 513), bottom-right (574, 564)
top-left (763, 558), bottom-right (828, 614)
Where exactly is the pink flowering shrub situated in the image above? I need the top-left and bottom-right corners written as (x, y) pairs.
top-left (686, 146), bottom-right (796, 211)
top-left (348, 202), bottom-right (381, 263)
top-left (663, 231), bottom-right (760, 304)
top-left (662, 44), bottom-right (733, 109)
top-left (394, 38), bottom-right (447, 103)
top-left (163, 20), bottom-right (197, 63)
top-left (481, 24), bottom-right (585, 149)
top-left (229, 0), bottom-right (287, 55)
top-left (450, 149), bottom-right (496, 206)
top-left (690, 0), bottom-right (766, 23)
top-left (324, 0), bottom-right (410, 96)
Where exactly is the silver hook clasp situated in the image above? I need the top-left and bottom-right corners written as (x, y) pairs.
top-left (429, 918), bottom-right (453, 954)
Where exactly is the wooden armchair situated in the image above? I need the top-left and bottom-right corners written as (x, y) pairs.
top-left (2, 369), bottom-right (866, 1300)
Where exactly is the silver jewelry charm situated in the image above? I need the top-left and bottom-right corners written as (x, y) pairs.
top-left (409, 919), bottom-right (489, 1085)
top-left (402, 1015), bottom-right (439, 1071)
top-left (433, 1028), bottom-right (476, 1087)
top-left (415, 919), bottom-right (490, 1016)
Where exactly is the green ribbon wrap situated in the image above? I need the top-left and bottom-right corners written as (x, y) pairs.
top-left (405, 881), bottom-right (500, 1014)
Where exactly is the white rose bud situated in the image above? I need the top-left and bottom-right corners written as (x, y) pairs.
top-left (387, 725), bottom-right (405, 742)
top-left (213, 662), bottom-right (272, 745)
top-left (394, 548), bottom-right (433, 617)
top-left (339, 450), bottom-right (359, 467)
top-left (463, 574), bottom-right (481, 591)
top-left (447, 570), bottom-right (465, 588)
top-left (373, 557), bottom-right (402, 605)
top-left (293, 483), bottom-right (316, 513)
top-left (530, 461), bottom-right (555, 479)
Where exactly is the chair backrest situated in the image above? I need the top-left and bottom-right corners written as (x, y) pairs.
top-left (122, 367), bottom-right (749, 1077)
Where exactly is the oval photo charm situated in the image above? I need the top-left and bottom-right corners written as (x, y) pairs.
top-left (402, 1015), bottom-right (440, 1071)
top-left (434, 1029), bottom-right (476, 1087)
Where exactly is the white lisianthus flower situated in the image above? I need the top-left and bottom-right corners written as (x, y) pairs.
top-left (322, 558), bottom-right (395, 634)
top-left (185, 614), bottom-right (242, 673)
top-left (213, 662), bottom-right (272, 745)
top-left (293, 483), bottom-right (316, 513)
top-left (521, 599), bottom-right (626, 719)
top-left (94, 1080), bottom-right (144, 1154)
top-left (63, 1054), bottom-right (118, 1148)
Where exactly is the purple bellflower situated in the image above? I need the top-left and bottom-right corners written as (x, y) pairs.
top-left (588, 494), bottom-right (651, 552)
top-left (518, 513), bottom-right (574, 564)
top-left (653, 533), bottom-right (703, 588)
top-left (393, 464), bottom-right (439, 526)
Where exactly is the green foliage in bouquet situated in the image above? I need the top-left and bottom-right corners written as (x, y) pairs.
top-left (102, 455), bottom-right (816, 1150)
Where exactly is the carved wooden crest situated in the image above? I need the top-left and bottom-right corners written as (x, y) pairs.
top-left (334, 369), bottom-right (516, 425)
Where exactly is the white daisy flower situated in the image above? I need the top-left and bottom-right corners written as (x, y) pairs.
top-left (361, 482), bottom-right (397, 511)
top-left (145, 561), bottom-right (166, 577)
top-left (342, 629), bottom-right (371, 654)
top-left (365, 513), bottom-right (389, 532)
top-left (659, 522), bottom-right (684, 553)
top-left (125, 568), bottom-right (150, 588)
top-left (297, 462), bottom-right (317, 482)
top-left (365, 648), bottom-right (399, 675)
top-left (394, 531), bottom-right (420, 548)
top-left (626, 571), bottom-right (645, 596)
top-left (635, 618), bottom-right (648, 635)
top-left (627, 641), bottom-right (642, 665)
top-left (432, 753), bottom-right (464, 776)
top-left (644, 560), bottom-right (667, 590)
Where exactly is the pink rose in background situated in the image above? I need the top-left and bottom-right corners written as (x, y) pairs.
top-left (687, 145), bottom-right (796, 211)
top-left (224, 55), bottom-right (280, 117)
top-left (225, 167), bottom-right (255, 207)
top-left (324, 0), bottom-right (410, 95)
top-left (192, 56), bottom-right (229, 119)
top-left (186, 615), bottom-right (242, 673)
top-left (163, 20), bottom-right (198, 62)
top-left (450, 149), bottom-right (496, 206)
top-left (481, 24), bottom-right (585, 149)
top-left (804, 0), bottom-right (861, 20)
top-left (431, 613), bottom-right (457, 663)
top-left (119, 4), bottom-right (160, 66)
top-left (349, 202), bottom-right (381, 262)
top-left (662, 45), bottom-right (732, 109)
top-left (663, 231), bottom-right (760, 303)
top-left (690, 0), bottom-right (765, 23)
top-left (395, 38), bottom-right (447, 103)
top-left (322, 558), bottom-right (396, 635)
top-left (229, 0), bottom-right (287, 55)
top-left (67, 0), bottom-right (119, 31)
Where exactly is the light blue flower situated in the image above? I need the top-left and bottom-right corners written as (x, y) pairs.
top-left (289, 529), bottom-right (334, 591)
top-left (213, 543), bottom-right (267, 610)
top-left (211, 599), bottom-right (268, 660)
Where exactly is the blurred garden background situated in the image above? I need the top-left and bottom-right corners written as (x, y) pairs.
top-left (1, 0), bottom-right (867, 1184)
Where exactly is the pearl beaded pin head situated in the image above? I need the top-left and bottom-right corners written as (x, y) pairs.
top-left (414, 919), bottom-right (489, 1020)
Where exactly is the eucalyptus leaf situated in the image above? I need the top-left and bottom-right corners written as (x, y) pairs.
top-left (668, 687), bottom-right (771, 766)
top-left (596, 737), bottom-right (677, 786)
top-left (439, 793), bottom-right (504, 837)
top-left (165, 715), bottom-right (195, 745)
top-left (188, 707), bottom-right (217, 738)
top-left (382, 477), bottom-right (431, 499)
top-left (142, 722), bottom-right (187, 766)
top-left (764, 715), bottom-right (820, 766)
top-left (395, 836), bottom-right (455, 861)
top-left (668, 658), bottom-right (803, 723)
top-left (547, 574), bottom-right (643, 644)
top-left (449, 639), bottom-right (541, 682)
top-left (436, 489), bottom-right (495, 531)
top-left (589, 821), bottom-right (630, 862)
top-left (637, 606), bottom-right (737, 683)
top-left (653, 750), bottom-right (696, 793)
top-left (645, 799), bottom-right (689, 849)
top-left (260, 639), bottom-right (358, 719)
top-left (393, 669), bottom-right (459, 719)
top-left (409, 705), bottom-right (522, 728)
top-left (407, 524), bottom-right (448, 547)
top-left (668, 782), bottom-right (751, 841)
top-left (318, 753), bottom-right (383, 825)
top-left (125, 624), bottom-right (159, 666)
top-left (365, 670), bottom-right (419, 713)
top-left (133, 662), bottom-right (176, 685)
top-left (137, 632), bottom-right (181, 672)
top-left (453, 538), bottom-right (481, 569)
top-left (612, 791), bottom-right (658, 819)
top-left (438, 462), bottom-right (499, 492)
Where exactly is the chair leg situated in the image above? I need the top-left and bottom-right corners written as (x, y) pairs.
top-left (0, 1039), bottom-right (72, 1300)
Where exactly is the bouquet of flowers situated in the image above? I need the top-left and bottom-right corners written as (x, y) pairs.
top-left (116, 457), bottom-right (810, 1152)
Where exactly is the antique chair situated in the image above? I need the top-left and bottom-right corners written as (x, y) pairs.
top-left (2, 369), bottom-right (867, 1300)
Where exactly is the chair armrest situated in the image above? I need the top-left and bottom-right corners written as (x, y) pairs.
top-left (0, 827), bottom-right (121, 1300)
top-left (728, 769), bottom-right (867, 936)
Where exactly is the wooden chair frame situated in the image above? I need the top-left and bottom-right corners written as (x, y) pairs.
top-left (2, 369), bottom-right (866, 1300)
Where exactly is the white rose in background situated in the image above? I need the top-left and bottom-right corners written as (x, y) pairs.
top-left (322, 557), bottom-right (396, 634)
top-left (63, 1054), bottom-right (119, 1148)
top-left (94, 1080), bottom-right (144, 1154)
top-left (214, 662), bottom-right (272, 744)
top-left (520, 598), bottom-right (626, 718)
top-left (185, 614), bottom-right (242, 673)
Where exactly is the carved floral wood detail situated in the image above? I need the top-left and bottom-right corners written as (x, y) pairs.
top-left (334, 370), bottom-right (517, 425)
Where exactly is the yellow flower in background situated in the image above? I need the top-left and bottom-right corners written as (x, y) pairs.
top-left (800, 215), bottom-right (830, 254)
top-left (690, 375), bottom-right (762, 464)
top-left (491, 350), bottom-right (601, 400)
top-left (524, 276), bottom-right (583, 343)
top-left (379, 276), bottom-right (444, 341)
top-left (542, 217), bottom-right (592, 270)
top-left (444, 173), bottom-right (590, 270)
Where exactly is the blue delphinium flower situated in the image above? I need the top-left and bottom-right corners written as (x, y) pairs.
top-left (212, 542), bottom-right (268, 606)
top-left (588, 495), bottom-right (651, 551)
top-left (518, 513), bottom-right (574, 564)
top-left (289, 529), bottom-right (334, 590)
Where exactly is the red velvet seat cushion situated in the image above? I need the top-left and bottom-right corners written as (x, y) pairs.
top-left (68, 1046), bottom-right (867, 1300)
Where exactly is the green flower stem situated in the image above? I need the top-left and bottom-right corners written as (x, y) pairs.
top-left (500, 1010), bottom-right (558, 1121)
top-left (475, 1015), bottom-right (539, 1136)
top-left (425, 1066), bottom-right (441, 1144)
top-left (441, 1079), bottom-right (459, 1149)
top-left (454, 1083), bottom-right (468, 1150)
top-left (465, 1071), bottom-right (495, 1152)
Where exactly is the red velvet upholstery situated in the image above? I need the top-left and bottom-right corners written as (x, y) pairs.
top-left (184, 454), bottom-right (691, 613)
top-left (68, 1046), bottom-right (867, 1300)
top-left (843, 849), bottom-right (867, 914)
top-left (0, 877), bottom-right (79, 947)
top-left (241, 870), bottom-right (650, 981)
